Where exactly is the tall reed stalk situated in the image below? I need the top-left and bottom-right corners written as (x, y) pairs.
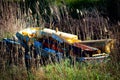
top-left (0, 0), bottom-right (120, 80)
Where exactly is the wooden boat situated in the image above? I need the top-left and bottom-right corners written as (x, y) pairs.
top-left (0, 27), bottom-right (113, 69)
top-left (80, 39), bottom-right (115, 53)
top-left (16, 27), bottom-right (105, 57)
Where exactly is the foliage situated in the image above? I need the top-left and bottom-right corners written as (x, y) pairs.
top-left (0, 32), bottom-right (13, 40)
top-left (53, 0), bottom-right (105, 9)
top-left (1, 59), bottom-right (120, 80)
top-left (0, 0), bottom-right (120, 79)
top-left (43, 59), bottom-right (116, 80)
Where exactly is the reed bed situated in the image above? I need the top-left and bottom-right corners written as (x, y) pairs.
top-left (0, 0), bottom-right (120, 80)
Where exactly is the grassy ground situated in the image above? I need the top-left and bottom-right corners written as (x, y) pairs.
top-left (0, 58), bottom-right (120, 80)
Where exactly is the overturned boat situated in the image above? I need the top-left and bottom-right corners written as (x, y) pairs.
top-left (3, 27), bottom-right (114, 62)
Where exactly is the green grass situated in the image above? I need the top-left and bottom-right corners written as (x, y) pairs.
top-left (1, 56), bottom-right (120, 80)
top-left (0, 44), bottom-right (120, 80)
top-left (43, 60), bottom-right (114, 80)
top-left (0, 32), bottom-right (13, 40)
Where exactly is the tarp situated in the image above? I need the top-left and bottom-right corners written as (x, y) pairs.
top-left (3, 38), bottom-right (20, 45)
top-left (51, 33), bottom-right (63, 43)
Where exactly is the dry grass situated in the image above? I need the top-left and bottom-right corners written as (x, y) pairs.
top-left (0, 1), bottom-right (120, 80)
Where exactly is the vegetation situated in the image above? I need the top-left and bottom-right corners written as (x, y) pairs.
top-left (0, 57), bottom-right (120, 80)
top-left (0, 0), bottom-right (120, 80)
